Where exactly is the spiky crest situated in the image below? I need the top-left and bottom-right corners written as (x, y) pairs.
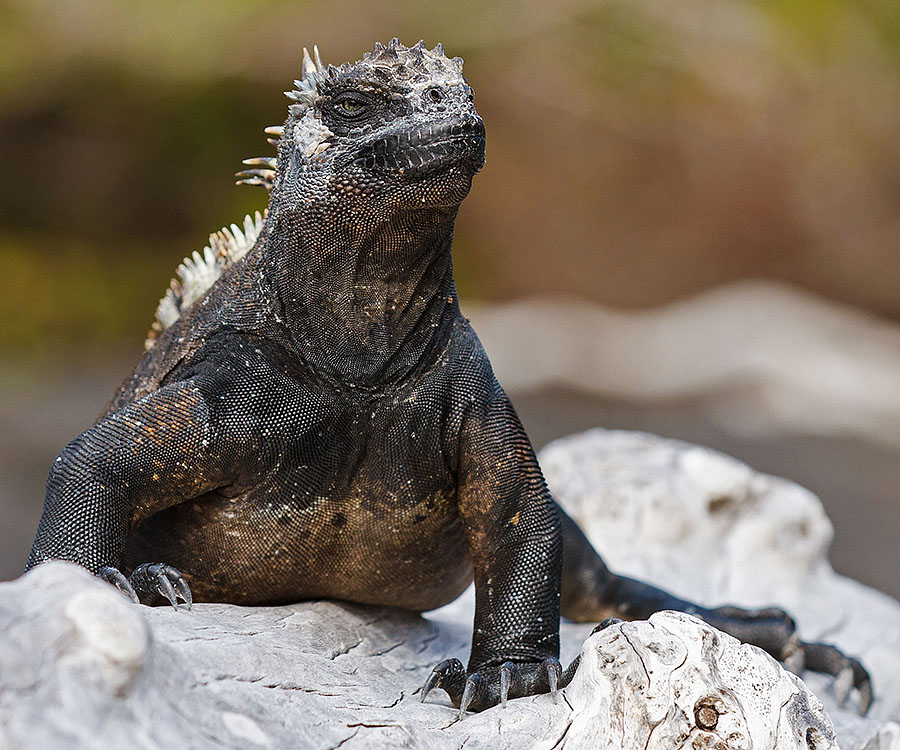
top-left (145, 210), bottom-right (265, 349)
top-left (362, 39), bottom-right (463, 81)
top-left (278, 39), bottom-right (463, 119)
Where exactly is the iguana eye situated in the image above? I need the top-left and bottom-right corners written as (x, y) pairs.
top-left (331, 93), bottom-right (372, 119)
top-left (340, 98), bottom-right (366, 114)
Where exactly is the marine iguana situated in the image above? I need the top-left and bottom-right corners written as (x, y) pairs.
top-left (26, 39), bottom-right (872, 716)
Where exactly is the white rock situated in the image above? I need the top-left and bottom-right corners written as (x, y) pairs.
top-left (539, 428), bottom-right (836, 604)
top-left (0, 563), bottom-right (841, 750)
top-left (1, 430), bottom-right (898, 749)
top-left (543, 428), bottom-right (900, 748)
top-left (541, 613), bottom-right (837, 750)
top-left (62, 587), bottom-right (150, 696)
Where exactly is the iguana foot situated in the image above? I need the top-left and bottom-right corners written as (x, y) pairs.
top-left (802, 641), bottom-right (873, 715)
top-left (420, 616), bottom-right (871, 718)
top-left (99, 563), bottom-right (192, 610)
top-left (702, 604), bottom-right (872, 715)
top-left (420, 656), bottom-right (577, 718)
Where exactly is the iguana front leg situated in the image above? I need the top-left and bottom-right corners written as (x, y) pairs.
top-left (26, 379), bottom-right (233, 608)
top-left (422, 384), bottom-right (577, 715)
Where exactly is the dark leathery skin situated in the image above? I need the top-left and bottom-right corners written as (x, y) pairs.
top-left (123, 326), bottom-right (483, 610)
top-left (25, 39), bottom-right (872, 716)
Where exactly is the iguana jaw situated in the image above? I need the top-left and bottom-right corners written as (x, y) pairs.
top-left (348, 115), bottom-right (486, 178)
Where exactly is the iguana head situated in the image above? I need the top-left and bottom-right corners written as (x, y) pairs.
top-left (149, 41), bottom-right (481, 351)
top-left (241, 39), bottom-right (485, 216)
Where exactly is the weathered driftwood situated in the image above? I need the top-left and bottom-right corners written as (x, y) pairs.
top-left (1, 429), bottom-right (898, 749)
top-left (541, 429), bottom-right (900, 749)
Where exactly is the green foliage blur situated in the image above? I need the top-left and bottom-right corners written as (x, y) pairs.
top-left (1, 0), bottom-right (898, 363)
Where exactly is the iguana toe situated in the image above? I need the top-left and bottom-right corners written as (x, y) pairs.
top-left (421, 657), bottom-right (466, 706)
top-left (98, 566), bottom-right (139, 603)
top-left (128, 562), bottom-right (192, 610)
top-left (421, 655), bottom-right (577, 717)
top-left (458, 673), bottom-right (483, 719)
top-left (802, 641), bottom-right (872, 715)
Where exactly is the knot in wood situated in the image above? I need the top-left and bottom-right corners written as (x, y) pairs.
top-left (694, 697), bottom-right (721, 730)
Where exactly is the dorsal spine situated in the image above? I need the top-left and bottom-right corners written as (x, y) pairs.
top-left (144, 209), bottom-right (266, 350)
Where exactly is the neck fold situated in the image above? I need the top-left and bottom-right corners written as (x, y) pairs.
top-left (264, 201), bottom-right (461, 389)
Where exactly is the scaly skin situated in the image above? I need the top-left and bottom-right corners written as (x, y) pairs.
top-left (26, 39), bottom-right (871, 716)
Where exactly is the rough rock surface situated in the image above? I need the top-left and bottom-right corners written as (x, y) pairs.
top-left (542, 429), bottom-right (900, 749)
top-left (545, 612), bottom-right (838, 750)
top-left (2, 429), bottom-right (899, 749)
top-left (0, 564), bottom-right (842, 750)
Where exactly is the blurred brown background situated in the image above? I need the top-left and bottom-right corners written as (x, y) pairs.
top-left (1, 1), bottom-right (899, 598)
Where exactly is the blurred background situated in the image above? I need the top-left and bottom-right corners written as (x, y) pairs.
top-left (1, 0), bottom-right (898, 598)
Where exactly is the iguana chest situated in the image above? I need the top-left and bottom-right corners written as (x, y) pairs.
top-left (126, 375), bottom-right (473, 609)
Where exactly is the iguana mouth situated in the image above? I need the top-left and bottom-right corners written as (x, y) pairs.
top-left (352, 116), bottom-right (485, 177)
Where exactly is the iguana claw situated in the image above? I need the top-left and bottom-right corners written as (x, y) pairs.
top-left (781, 634), bottom-right (806, 675)
top-left (543, 657), bottom-right (561, 703)
top-left (99, 566), bottom-right (139, 603)
top-left (99, 563), bottom-right (192, 610)
top-left (130, 563), bottom-right (192, 609)
top-left (421, 654), bottom-right (577, 716)
top-left (458, 673), bottom-right (482, 719)
top-left (834, 666), bottom-right (854, 704)
top-left (499, 662), bottom-right (516, 707)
